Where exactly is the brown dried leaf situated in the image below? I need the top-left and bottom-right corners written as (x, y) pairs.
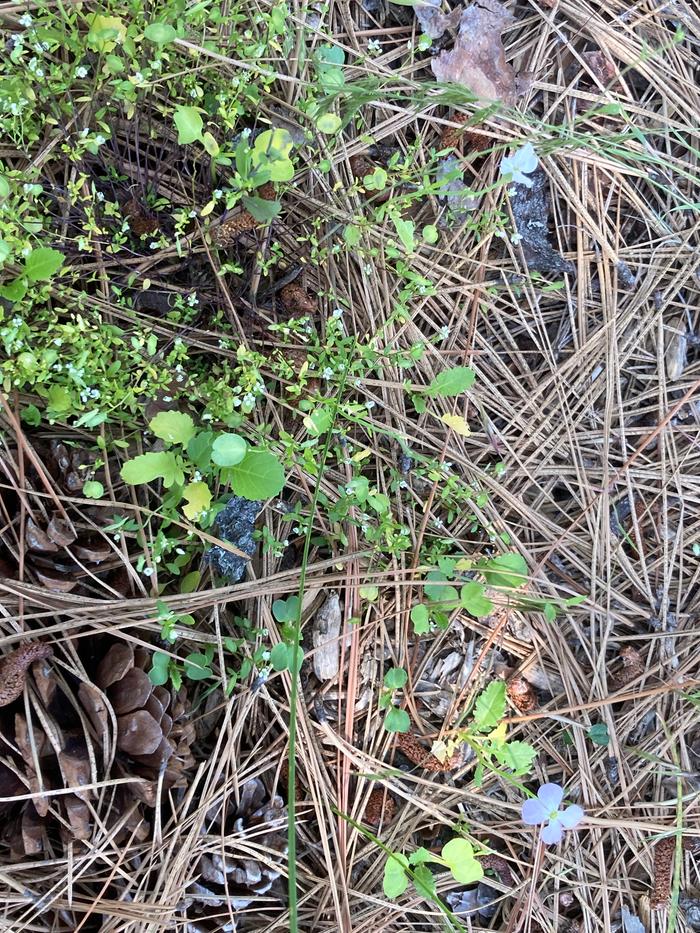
top-left (312, 590), bottom-right (342, 681)
top-left (431, 0), bottom-right (533, 105)
top-left (507, 675), bottom-right (537, 712)
top-left (582, 50), bottom-right (619, 86)
top-left (0, 642), bottom-right (53, 707)
top-left (117, 710), bottom-right (163, 756)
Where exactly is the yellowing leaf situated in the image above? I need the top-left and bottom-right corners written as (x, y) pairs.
top-left (182, 481), bottom-right (212, 521)
top-left (487, 721), bottom-right (508, 745)
top-left (440, 412), bottom-right (471, 435)
top-left (87, 14), bottom-right (127, 51)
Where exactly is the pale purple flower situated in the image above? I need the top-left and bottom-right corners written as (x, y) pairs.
top-left (521, 783), bottom-right (584, 844)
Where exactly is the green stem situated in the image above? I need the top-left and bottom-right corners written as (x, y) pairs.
top-left (286, 344), bottom-right (356, 931)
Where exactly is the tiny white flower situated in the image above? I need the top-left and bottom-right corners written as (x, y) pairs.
top-left (96, 191), bottom-right (105, 201)
top-left (367, 39), bottom-right (382, 54)
top-left (201, 413), bottom-right (213, 421)
top-left (94, 135), bottom-right (106, 146)
top-left (143, 566), bottom-right (154, 577)
top-left (321, 367), bottom-right (334, 380)
top-left (19, 13), bottom-right (32, 27)
top-left (113, 533), bottom-right (121, 542)
top-left (365, 400), bottom-right (375, 410)
top-left (510, 232), bottom-right (523, 245)
top-left (213, 189), bottom-right (223, 199)
top-left (133, 72), bottom-right (144, 83)
top-left (162, 395), bottom-right (173, 403)
top-left (332, 308), bottom-right (344, 319)
top-left (149, 241), bottom-right (158, 249)
top-left (439, 325), bottom-right (450, 340)
top-left (75, 66), bottom-right (89, 78)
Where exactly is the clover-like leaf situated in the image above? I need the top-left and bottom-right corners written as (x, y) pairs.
top-left (384, 707), bottom-right (410, 733)
top-left (441, 838), bottom-right (483, 885)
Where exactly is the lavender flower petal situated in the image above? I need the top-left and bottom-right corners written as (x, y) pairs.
top-left (558, 804), bottom-right (584, 829)
top-left (541, 819), bottom-right (564, 844)
top-left (521, 797), bottom-right (549, 825)
top-left (537, 782), bottom-right (564, 810)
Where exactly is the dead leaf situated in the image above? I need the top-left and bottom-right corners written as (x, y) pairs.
top-left (431, 0), bottom-right (533, 105)
top-left (414, 0), bottom-right (460, 39)
top-left (312, 590), bottom-right (342, 681)
top-left (582, 49), bottom-right (619, 87)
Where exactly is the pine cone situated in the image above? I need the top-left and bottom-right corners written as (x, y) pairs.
top-left (440, 115), bottom-right (490, 154)
top-left (279, 282), bottom-right (318, 316)
top-left (0, 638), bottom-right (196, 862)
top-left (123, 196), bottom-right (159, 236)
top-left (507, 675), bottom-right (537, 712)
top-left (182, 778), bottom-right (288, 930)
top-left (213, 211), bottom-right (260, 246)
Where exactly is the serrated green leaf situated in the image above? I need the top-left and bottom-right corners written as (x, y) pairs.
top-left (493, 740), bottom-right (538, 774)
top-left (383, 853), bottom-right (409, 898)
top-left (211, 433), bottom-right (247, 467)
top-left (384, 707), bottom-right (410, 733)
top-left (460, 581), bottom-right (494, 618)
top-left (413, 864), bottom-right (437, 899)
top-left (149, 410), bottom-right (196, 445)
top-left (24, 247), bottom-right (65, 282)
top-left (228, 449), bottom-right (285, 499)
top-left (174, 106), bottom-right (203, 144)
top-left (472, 681), bottom-right (506, 732)
top-left (480, 552), bottom-right (528, 589)
top-left (120, 451), bottom-right (181, 488)
top-left (426, 366), bottom-right (476, 397)
top-left (393, 216), bottom-right (415, 253)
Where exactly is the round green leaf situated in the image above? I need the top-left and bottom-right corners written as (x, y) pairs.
top-left (441, 838), bottom-right (484, 885)
top-left (480, 552), bottom-right (528, 589)
top-left (383, 667), bottom-right (407, 689)
top-left (228, 449), bottom-right (285, 499)
top-left (211, 433), bottom-right (247, 467)
top-left (183, 652), bottom-right (212, 680)
top-left (317, 112), bottom-right (342, 134)
top-left (82, 480), bottom-right (104, 499)
top-left (120, 451), bottom-right (181, 488)
top-left (384, 707), bottom-right (410, 733)
top-left (422, 224), bottom-right (439, 244)
top-left (149, 410), bottom-right (196, 446)
top-left (182, 481), bottom-right (212, 521)
top-left (410, 604), bottom-right (430, 634)
top-left (144, 22), bottom-right (177, 44)
top-left (270, 642), bottom-right (290, 672)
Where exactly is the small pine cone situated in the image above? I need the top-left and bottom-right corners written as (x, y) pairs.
top-left (363, 788), bottom-right (396, 826)
top-left (507, 676), bottom-right (537, 713)
top-left (396, 732), bottom-right (462, 772)
top-left (123, 197), bottom-right (159, 236)
top-left (651, 837), bottom-right (675, 908)
top-left (441, 113), bottom-right (468, 151)
top-left (213, 211), bottom-right (259, 246)
top-left (258, 181), bottom-right (276, 200)
top-left (349, 154), bottom-right (374, 181)
top-left (481, 853), bottom-right (514, 885)
top-left (0, 643), bottom-right (53, 707)
top-left (610, 646), bottom-right (645, 690)
top-left (280, 282), bottom-right (318, 315)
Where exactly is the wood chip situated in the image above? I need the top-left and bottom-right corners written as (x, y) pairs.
top-left (312, 590), bottom-right (342, 681)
